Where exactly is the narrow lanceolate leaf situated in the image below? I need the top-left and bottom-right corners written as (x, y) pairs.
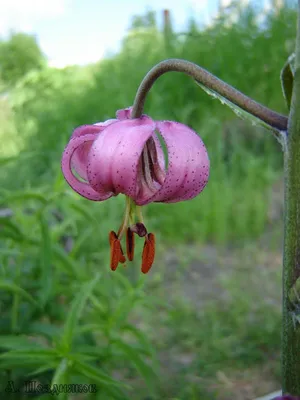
top-left (0, 190), bottom-right (48, 205)
top-left (108, 290), bottom-right (142, 332)
top-left (0, 219), bottom-right (24, 241)
top-left (51, 358), bottom-right (69, 387)
top-left (281, 52), bottom-right (295, 110)
top-left (111, 339), bottom-right (158, 394)
top-left (60, 274), bottom-right (100, 351)
top-left (0, 280), bottom-right (40, 308)
top-left (123, 324), bottom-right (157, 360)
top-left (73, 360), bottom-right (128, 388)
top-left (0, 335), bottom-right (47, 350)
top-left (0, 349), bottom-right (58, 368)
top-left (38, 214), bottom-right (53, 307)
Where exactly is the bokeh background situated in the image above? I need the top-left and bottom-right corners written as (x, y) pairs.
top-left (0, 0), bottom-right (296, 399)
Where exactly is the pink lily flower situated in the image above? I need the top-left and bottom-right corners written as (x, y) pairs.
top-left (61, 107), bottom-right (210, 273)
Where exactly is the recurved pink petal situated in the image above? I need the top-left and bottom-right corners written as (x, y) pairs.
top-left (116, 107), bottom-right (132, 120)
top-left (61, 134), bottom-right (113, 201)
top-left (87, 116), bottom-right (156, 198)
top-left (70, 122), bottom-right (118, 180)
top-left (136, 121), bottom-right (209, 205)
top-left (117, 107), bottom-right (165, 173)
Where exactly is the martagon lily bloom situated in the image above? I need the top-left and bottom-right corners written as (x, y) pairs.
top-left (61, 107), bottom-right (210, 273)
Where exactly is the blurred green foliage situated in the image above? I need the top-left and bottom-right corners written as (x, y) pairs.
top-left (0, 3), bottom-right (295, 399)
top-left (0, 33), bottom-right (45, 87)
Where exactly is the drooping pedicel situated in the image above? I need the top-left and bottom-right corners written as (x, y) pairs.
top-left (61, 107), bottom-right (210, 273)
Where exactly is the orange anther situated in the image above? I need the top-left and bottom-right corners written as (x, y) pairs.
top-left (126, 227), bottom-right (135, 261)
top-left (141, 233), bottom-right (155, 274)
top-left (119, 247), bottom-right (126, 264)
top-left (109, 231), bottom-right (125, 271)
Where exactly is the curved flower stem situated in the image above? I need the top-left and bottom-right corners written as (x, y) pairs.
top-left (131, 58), bottom-right (288, 132)
top-left (282, 1), bottom-right (300, 394)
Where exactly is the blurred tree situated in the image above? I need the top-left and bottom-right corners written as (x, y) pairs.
top-left (273, 0), bottom-right (284, 12)
top-left (130, 10), bottom-right (157, 29)
top-left (163, 9), bottom-right (174, 53)
top-left (0, 33), bottom-right (46, 87)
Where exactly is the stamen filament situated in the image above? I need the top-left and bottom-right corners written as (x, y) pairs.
top-left (117, 196), bottom-right (132, 239)
top-left (136, 205), bottom-right (145, 225)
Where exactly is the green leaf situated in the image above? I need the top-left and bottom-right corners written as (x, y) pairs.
top-left (51, 358), bottom-right (69, 400)
top-left (281, 52), bottom-right (295, 110)
top-left (0, 219), bottom-right (24, 241)
top-left (110, 270), bottom-right (133, 292)
top-left (52, 244), bottom-right (84, 279)
top-left (195, 80), bottom-right (284, 142)
top-left (51, 358), bottom-right (69, 386)
top-left (27, 364), bottom-right (56, 377)
top-left (0, 349), bottom-right (58, 368)
top-left (60, 275), bottom-right (100, 351)
top-left (111, 339), bottom-right (158, 393)
top-left (69, 201), bottom-right (97, 223)
top-left (0, 190), bottom-right (49, 205)
top-left (0, 151), bottom-right (41, 167)
top-left (28, 322), bottom-right (62, 340)
top-left (77, 323), bottom-right (106, 336)
top-left (0, 280), bottom-right (40, 308)
top-left (70, 346), bottom-right (105, 360)
top-left (69, 227), bottom-right (94, 257)
top-left (89, 295), bottom-right (108, 314)
top-left (0, 335), bottom-right (47, 350)
top-left (38, 214), bottom-right (53, 307)
top-left (65, 351), bottom-right (99, 363)
top-left (73, 360), bottom-right (128, 389)
top-left (108, 289), bottom-right (143, 332)
top-left (122, 324), bottom-right (157, 360)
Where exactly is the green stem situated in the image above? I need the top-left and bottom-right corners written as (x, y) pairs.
top-left (282, 1), bottom-right (300, 394)
top-left (131, 58), bottom-right (288, 133)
